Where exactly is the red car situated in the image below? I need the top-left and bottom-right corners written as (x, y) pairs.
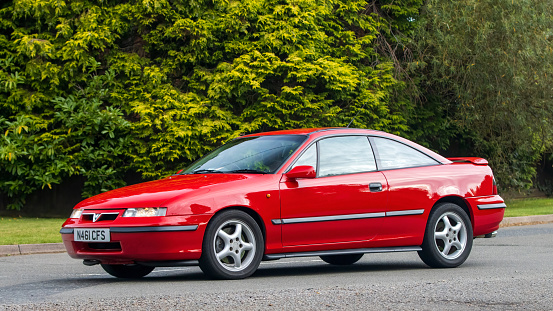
top-left (60, 128), bottom-right (505, 279)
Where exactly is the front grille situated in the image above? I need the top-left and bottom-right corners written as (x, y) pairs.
top-left (82, 212), bottom-right (119, 222)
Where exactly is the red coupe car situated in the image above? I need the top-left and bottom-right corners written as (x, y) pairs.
top-left (60, 128), bottom-right (505, 279)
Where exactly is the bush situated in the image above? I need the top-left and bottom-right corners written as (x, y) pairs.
top-left (406, 0), bottom-right (553, 189)
top-left (0, 0), bottom-right (417, 209)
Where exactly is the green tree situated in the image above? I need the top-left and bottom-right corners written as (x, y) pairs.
top-left (406, 0), bottom-right (553, 189)
top-left (0, 0), bottom-right (417, 210)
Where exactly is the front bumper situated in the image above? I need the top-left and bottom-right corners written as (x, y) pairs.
top-left (60, 214), bottom-right (211, 264)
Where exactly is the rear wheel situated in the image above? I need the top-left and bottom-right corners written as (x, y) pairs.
top-left (199, 210), bottom-right (264, 279)
top-left (418, 203), bottom-right (473, 268)
top-left (320, 253), bottom-right (363, 265)
top-left (100, 264), bottom-right (154, 278)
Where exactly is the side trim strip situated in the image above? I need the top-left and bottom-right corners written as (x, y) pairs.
top-left (385, 209), bottom-right (425, 217)
top-left (263, 246), bottom-right (422, 260)
top-left (110, 225), bottom-right (198, 233)
top-left (60, 225), bottom-right (199, 234)
top-left (272, 208), bottom-right (425, 225)
top-left (281, 212), bottom-right (386, 224)
top-left (477, 203), bottom-right (507, 210)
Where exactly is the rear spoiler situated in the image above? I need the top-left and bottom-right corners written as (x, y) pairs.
top-left (447, 157), bottom-right (488, 165)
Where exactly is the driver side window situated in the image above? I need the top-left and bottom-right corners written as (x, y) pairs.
top-left (291, 144), bottom-right (317, 170)
top-left (318, 136), bottom-right (376, 177)
top-left (290, 136), bottom-right (377, 177)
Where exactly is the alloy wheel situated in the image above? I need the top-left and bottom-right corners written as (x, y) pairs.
top-left (433, 211), bottom-right (467, 260)
top-left (212, 219), bottom-right (256, 272)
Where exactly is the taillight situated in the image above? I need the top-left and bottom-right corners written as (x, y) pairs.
top-left (492, 177), bottom-right (498, 195)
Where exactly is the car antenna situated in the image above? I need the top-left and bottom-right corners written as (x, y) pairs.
top-left (346, 101), bottom-right (368, 128)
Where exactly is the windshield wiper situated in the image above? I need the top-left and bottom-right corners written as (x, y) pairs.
top-left (191, 169), bottom-right (224, 174)
top-left (226, 169), bottom-right (267, 174)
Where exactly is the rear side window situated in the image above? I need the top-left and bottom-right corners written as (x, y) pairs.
top-left (371, 137), bottom-right (439, 170)
top-left (318, 136), bottom-right (376, 177)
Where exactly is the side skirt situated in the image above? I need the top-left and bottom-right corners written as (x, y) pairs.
top-left (136, 260), bottom-right (199, 267)
top-left (131, 246), bottom-right (423, 266)
top-left (262, 246), bottom-right (422, 261)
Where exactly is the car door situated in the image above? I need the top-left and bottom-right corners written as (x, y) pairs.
top-left (369, 136), bottom-right (442, 245)
top-left (279, 136), bottom-right (388, 247)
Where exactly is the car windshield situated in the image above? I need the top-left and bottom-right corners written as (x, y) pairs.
top-left (182, 135), bottom-right (307, 174)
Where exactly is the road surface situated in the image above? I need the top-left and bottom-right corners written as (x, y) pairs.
top-left (1, 223), bottom-right (552, 310)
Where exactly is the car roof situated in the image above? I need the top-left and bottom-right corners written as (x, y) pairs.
top-left (240, 128), bottom-right (451, 164)
top-left (240, 127), bottom-right (385, 137)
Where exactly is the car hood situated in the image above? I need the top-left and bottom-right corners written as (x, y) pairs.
top-left (75, 174), bottom-right (252, 209)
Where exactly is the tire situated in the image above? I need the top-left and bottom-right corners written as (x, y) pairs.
top-left (199, 210), bottom-right (264, 280)
top-left (320, 253), bottom-right (364, 265)
top-left (418, 203), bottom-right (473, 268)
top-left (100, 264), bottom-right (154, 278)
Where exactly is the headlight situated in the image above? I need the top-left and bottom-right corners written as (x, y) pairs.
top-left (122, 207), bottom-right (167, 217)
top-left (70, 209), bottom-right (83, 219)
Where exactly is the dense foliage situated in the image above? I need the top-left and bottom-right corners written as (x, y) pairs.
top-left (1, 0), bottom-right (552, 211)
top-left (408, 0), bottom-right (553, 189)
top-left (0, 0), bottom-right (419, 209)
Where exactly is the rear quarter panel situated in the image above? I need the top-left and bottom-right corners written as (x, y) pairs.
top-left (377, 163), bottom-right (502, 246)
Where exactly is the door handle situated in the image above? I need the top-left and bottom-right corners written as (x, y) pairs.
top-left (369, 182), bottom-right (383, 192)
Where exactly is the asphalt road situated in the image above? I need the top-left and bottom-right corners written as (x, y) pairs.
top-left (1, 223), bottom-right (552, 310)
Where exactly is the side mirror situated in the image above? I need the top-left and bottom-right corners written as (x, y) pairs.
top-left (285, 165), bottom-right (316, 179)
top-left (175, 169), bottom-right (183, 175)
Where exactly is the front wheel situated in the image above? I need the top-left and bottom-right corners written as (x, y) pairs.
top-left (100, 264), bottom-right (154, 278)
top-left (418, 203), bottom-right (473, 268)
top-left (199, 210), bottom-right (264, 279)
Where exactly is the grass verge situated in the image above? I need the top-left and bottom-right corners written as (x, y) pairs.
top-left (504, 197), bottom-right (553, 217)
top-left (0, 217), bottom-right (65, 245)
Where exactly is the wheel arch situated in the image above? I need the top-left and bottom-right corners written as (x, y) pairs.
top-left (433, 196), bottom-right (473, 226)
top-left (209, 206), bottom-right (267, 246)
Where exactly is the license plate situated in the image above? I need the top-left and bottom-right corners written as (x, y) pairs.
top-left (74, 228), bottom-right (110, 242)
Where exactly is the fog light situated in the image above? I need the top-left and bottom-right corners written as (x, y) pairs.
top-left (122, 207), bottom-right (167, 217)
